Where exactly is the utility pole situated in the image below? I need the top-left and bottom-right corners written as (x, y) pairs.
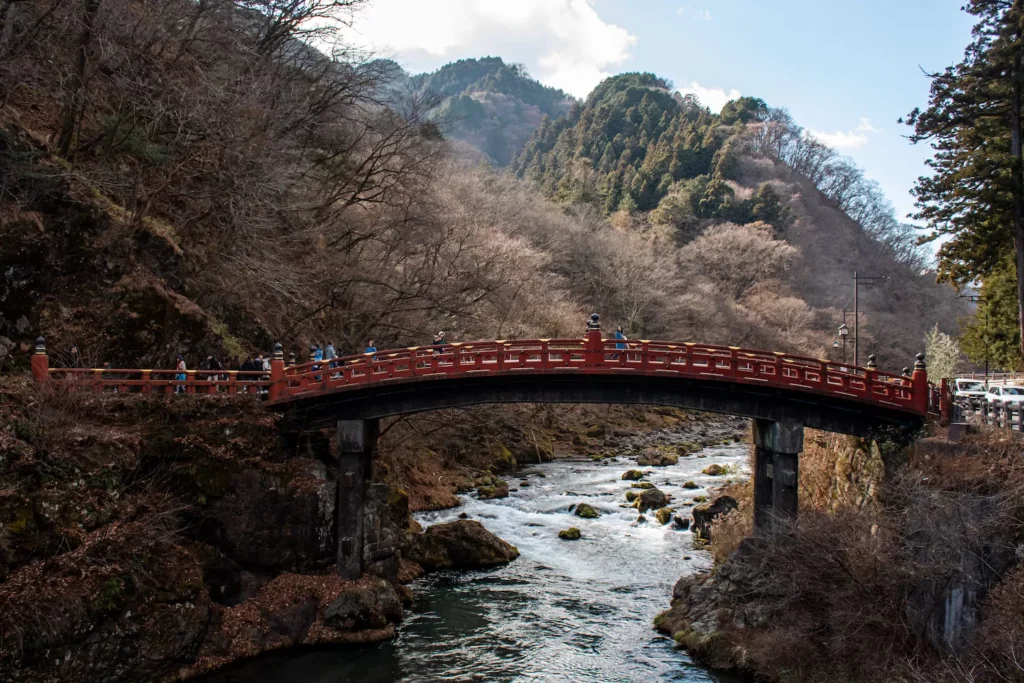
top-left (961, 294), bottom-right (988, 388)
top-left (853, 273), bottom-right (885, 366)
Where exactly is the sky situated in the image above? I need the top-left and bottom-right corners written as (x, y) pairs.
top-left (341, 0), bottom-right (977, 224)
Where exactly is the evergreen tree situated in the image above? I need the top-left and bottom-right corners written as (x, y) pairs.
top-left (961, 258), bottom-right (1023, 369)
top-left (906, 0), bottom-right (1024, 356)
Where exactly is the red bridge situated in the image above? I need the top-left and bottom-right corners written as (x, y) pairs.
top-left (30, 316), bottom-right (939, 578)
top-left (31, 321), bottom-right (935, 436)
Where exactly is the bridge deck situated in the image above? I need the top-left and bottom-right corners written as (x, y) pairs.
top-left (33, 337), bottom-right (935, 421)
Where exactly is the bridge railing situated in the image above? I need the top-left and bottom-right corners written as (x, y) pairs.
top-left (43, 368), bottom-right (270, 395)
top-left (29, 336), bottom-right (931, 416)
top-left (277, 338), bottom-right (927, 414)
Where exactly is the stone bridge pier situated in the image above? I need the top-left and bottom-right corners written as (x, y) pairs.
top-left (752, 418), bottom-right (804, 532)
top-left (336, 419), bottom-right (400, 581)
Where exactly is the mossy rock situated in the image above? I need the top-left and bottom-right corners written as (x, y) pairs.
top-left (702, 464), bottom-right (727, 476)
top-left (558, 527), bottom-right (581, 541)
top-left (621, 469), bottom-right (644, 481)
top-left (624, 490), bottom-right (639, 502)
top-left (636, 514), bottom-right (647, 523)
top-left (655, 508), bottom-right (673, 525)
top-left (477, 481), bottom-right (509, 500)
top-left (682, 481), bottom-right (699, 490)
top-left (631, 482), bottom-right (655, 489)
top-left (585, 424), bottom-right (606, 438)
top-left (574, 503), bottom-right (600, 519)
top-left (488, 442), bottom-right (517, 472)
top-left (693, 496), bottom-right (708, 503)
top-left (677, 442), bottom-right (702, 455)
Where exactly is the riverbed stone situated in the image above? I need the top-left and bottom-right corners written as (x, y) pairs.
top-left (324, 579), bottom-right (403, 631)
top-left (637, 449), bottom-right (679, 467)
top-left (575, 503), bottom-right (600, 519)
top-left (682, 481), bottom-right (699, 489)
top-left (625, 490), bottom-right (639, 503)
top-left (405, 520), bottom-right (520, 571)
top-left (638, 488), bottom-right (669, 512)
top-left (691, 495), bottom-right (738, 541)
top-left (558, 527), bottom-right (582, 540)
top-left (621, 469), bottom-right (644, 481)
top-left (631, 482), bottom-right (655, 489)
top-left (656, 508), bottom-right (673, 525)
top-left (477, 480), bottom-right (509, 500)
top-left (702, 464), bottom-right (727, 476)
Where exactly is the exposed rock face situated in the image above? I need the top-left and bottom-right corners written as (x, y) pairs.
top-left (404, 520), bottom-right (520, 572)
top-left (691, 495), bottom-right (737, 541)
top-left (637, 488), bottom-right (669, 512)
top-left (324, 579), bottom-right (404, 631)
top-left (200, 458), bottom-right (336, 573)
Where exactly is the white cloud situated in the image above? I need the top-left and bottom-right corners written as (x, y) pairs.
top-left (677, 82), bottom-right (741, 113)
top-left (806, 119), bottom-right (879, 149)
top-left (341, 0), bottom-right (637, 98)
top-left (677, 6), bottom-right (712, 20)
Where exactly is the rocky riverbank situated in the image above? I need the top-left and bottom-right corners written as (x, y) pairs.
top-left (655, 428), bottom-right (1024, 683)
top-left (1, 373), bottom-right (748, 682)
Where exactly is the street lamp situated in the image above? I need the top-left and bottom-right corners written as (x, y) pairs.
top-left (837, 323), bottom-right (849, 364)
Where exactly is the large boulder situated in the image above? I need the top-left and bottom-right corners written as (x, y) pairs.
top-left (691, 495), bottom-right (738, 541)
top-left (324, 579), bottom-right (404, 631)
top-left (405, 520), bottom-right (519, 572)
top-left (638, 488), bottom-right (669, 513)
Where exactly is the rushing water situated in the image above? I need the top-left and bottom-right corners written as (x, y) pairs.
top-left (211, 441), bottom-right (749, 683)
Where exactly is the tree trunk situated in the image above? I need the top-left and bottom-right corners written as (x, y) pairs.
top-left (56, 0), bottom-right (101, 157)
top-left (1012, 1), bottom-right (1024, 360)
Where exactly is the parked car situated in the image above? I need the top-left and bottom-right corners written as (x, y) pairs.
top-left (953, 378), bottom-right (986, 406)
top-left (985, 385), bottom-right (1024, 406)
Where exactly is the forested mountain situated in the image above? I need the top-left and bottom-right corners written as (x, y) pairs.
top-left (407, 57), bottom-right (574, 166)
top-left (507, 72), bottom-right (962, 365)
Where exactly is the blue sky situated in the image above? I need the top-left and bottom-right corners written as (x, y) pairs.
top-left (344, 0), bottom-right (976, 224)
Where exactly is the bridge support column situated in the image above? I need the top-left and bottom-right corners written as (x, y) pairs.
top-left (753, 418), bottom-right (803, 533)
top-left (336, 419), bottom-right (379, 580)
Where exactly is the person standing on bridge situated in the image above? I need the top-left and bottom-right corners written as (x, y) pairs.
top-left (365, 340), bottom-right (377, 361)
top-left (324, 341), bottom-right (337, 362)
top-left (613, 325), bottom-right (627, 360)
top-left (174, 355), bottom-right (187, 394)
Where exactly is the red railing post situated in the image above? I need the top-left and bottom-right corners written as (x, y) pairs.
top-left (911, 353), bottom-right (929, 415)
top-left (939, 378), bottom-right (952, 425)
top-left (31, 337), bottom-right (49, 382)
top-left (269, 342), bottom-right (285, 401)
top-left (584, 314), bottom-right (602, 367)
top-left (141, 370), bottom-right (151, 394)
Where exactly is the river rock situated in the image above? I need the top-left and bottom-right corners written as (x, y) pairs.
top-left (691, 495), bottom-right (738, 541)
top-left (405, 520), bottom-right (520, 571)
top-left (631, 482), bottom-right (655, 489)
top-left (682, 481), bottom-right (699, 489)
top-left (324, 578), bottom-right (403, 631)
top-left (702, 464), bottom-right (728, 476)
top-left (638, 488), bottom-right (668, 513)
top-left (625, 490), bottom-right (639, 503)
top-left (558, 527), bottom-right (582, 540)
top-left (636, 449), bottom-right (679, 467)
top-left (477, 480), bottom-right (509, 500)
top-left (621, 469), bottom-right (644, 481)
top-left (655, 508), bottom-right (673, 525)
top-left (575, 503), bottom-right (600, 518)
top-left (673, 516), bottom-right (691, 531)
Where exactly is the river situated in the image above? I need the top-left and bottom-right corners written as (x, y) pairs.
top-left (209, 438), bottom-right (749, 683)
